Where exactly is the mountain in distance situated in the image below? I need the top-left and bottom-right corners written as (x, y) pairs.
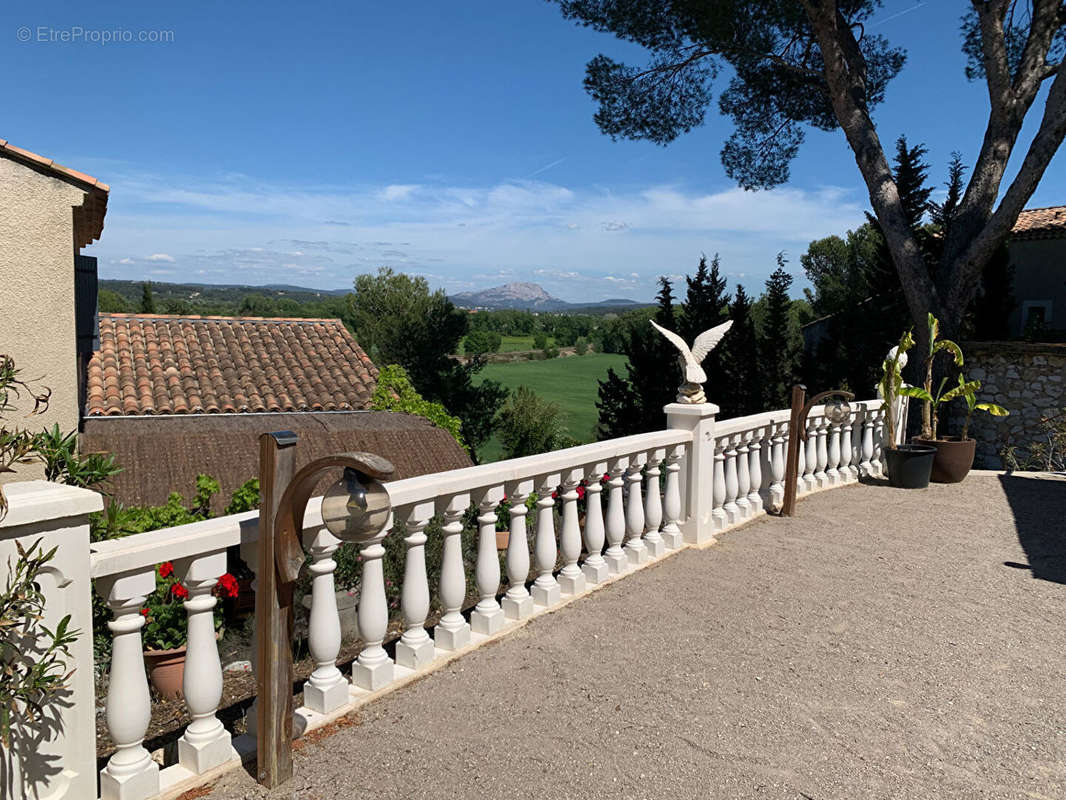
top-left (450, 282), bottom-right (648, 312)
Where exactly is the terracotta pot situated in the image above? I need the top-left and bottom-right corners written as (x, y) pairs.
top-left (496, 530), bottom-right (509, 551)
top-left (913, 436), bottom-right (977, 483)
top-left (884, 443), bottom-right (936, 489)
top-left (144, 646), bottom-right (187, 701)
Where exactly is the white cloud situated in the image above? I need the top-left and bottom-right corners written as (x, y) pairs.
top-left (147, 253), bottom-right (175, 262)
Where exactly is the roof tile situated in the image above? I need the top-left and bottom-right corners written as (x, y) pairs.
top-left (1012, 206), bottom-right (1066, 240)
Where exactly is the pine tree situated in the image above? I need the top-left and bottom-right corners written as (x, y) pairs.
top-left (893, 135), bottom-right (934, 229)
top-left (759, 255), bottom-right (797, 409)
top-left (929, 152), bottom-right (966, 228)
top-left (139, 282), bottom-right (156, 314)
top-left (679, 254), bottom-right (728, 341)
top-left (719, 285), bottom-right (762, 416)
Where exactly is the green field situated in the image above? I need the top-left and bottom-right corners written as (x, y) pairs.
top-left (474, 352), bottom-right (628, 462)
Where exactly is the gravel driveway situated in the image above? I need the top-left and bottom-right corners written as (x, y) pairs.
top-left (206, 473), bottom-right (1066, 800)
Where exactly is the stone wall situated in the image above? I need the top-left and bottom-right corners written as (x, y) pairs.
top-left (948, 341), bottom-right (1066, 468)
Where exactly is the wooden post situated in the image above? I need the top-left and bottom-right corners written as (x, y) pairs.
top-left (781, 385), bottom-right (805, 517)
top-left (256, 431), bottom-right (298, 788)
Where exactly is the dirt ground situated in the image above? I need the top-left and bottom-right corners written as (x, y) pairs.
top-left (206, 474), bottom-right (1066, 800)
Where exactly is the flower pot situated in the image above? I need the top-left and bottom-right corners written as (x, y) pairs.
top-left (884, 443), bottom-right (937, 489)
top-left (144, 646), bottom-right (187, 701)
top-left (913, 436), bottom-right (976, 483)
top-left (496, 530), bottom-right (509, 551)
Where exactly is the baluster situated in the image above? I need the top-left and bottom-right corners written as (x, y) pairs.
top-left (815, 418), bottom-right (829, 488)
top-left (747, 432), bottom-right (764, 513)
top-left (98, 569), bottom-right (159, 800)
top-left (532, 475), bottom-right (561, 606)
top-left (581, 466), bottom-right (609, 582)
top-left (643, 450), bottom-right (665, 557)
top-left (712, 441), bottom-right (728, 530)
top-left (604, 458), bottom-right (628, 574)
top-left (352, 512), bottom-right (394, 690)
top-left (840, 415), bottom-right (855, 483)
top-left (796, 424), bottom-right (807, 495)
top-left (301, 528), bottom-right (348, 712)
top-left (860, 409), bottom-right (875, 477)
top-left (875, 410), bottom-right (887, 475)
top-left (502, 481), bottom-right (534, 618)
top-left (558, 470), bottom-right (587, 595)
top-left (472, 487), bottom-right (505, 634)
top-left (661, 445), bottom-right (684, 549)
top-left (723, 438), bottom-right (740, 524)
top-left (827, 420), bottom-right (842, 485)
top-left (624, 455), bottom-right (647, 565)
top-left (396, 502), bottom-right (436, 668)
top-left (735, 435), bottom-right (752, 519)
top-left (769, 425), bottom-right (786, 509)
top-left (176, 552), bottom-right (233, 772)
top-left (804, 420), bottom-right (818, 492)
top-left (434, 495), bottom-right (471, 651)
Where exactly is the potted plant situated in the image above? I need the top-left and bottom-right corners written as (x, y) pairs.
top-left (910, 314), bottom-right (1009, 482)
top-left (878, 329), bottom-right (937, 488)
top-left (141, 561), bottom-right (239, 700)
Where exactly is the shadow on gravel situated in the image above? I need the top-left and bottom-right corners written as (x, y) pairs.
top-left (998, 474), bottom-right (1066, 585)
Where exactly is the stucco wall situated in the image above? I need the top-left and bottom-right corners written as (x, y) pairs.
top-left (1007, 238), bottom-right (1066, 336)
top-left (948, 341), bottom-right (1066, 468)
top-left (0, 157), bottom-right (86, 483)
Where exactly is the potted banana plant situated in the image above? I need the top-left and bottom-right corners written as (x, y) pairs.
top-left (878, 329), bottom-right (937, 488)
top-left (911, 314), bottom-right (1009, 482)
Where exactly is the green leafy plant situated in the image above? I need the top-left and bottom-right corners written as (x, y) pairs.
top-left (955, 375), bottom-right (1009, 440)
top-left (917, 313), bottom-right (964, 439)
top-left (0, 355), bottom-right (51, 519)
top-left (1000, 411), bottom-right (1065, 472)
top-left (141, 561), bottom-right (239, 651)
top-left (0, 540), bottom-right (79, 748)
top-left (371, 364), bottom-right (465, 451)
top-left (877, 329), bottom-right (915, 450)
top-left (901, 375), bottom-right (983, 440)
top-left (224, 478), bottom-right (260, 514)
top-left (34, 424), bottom-right (123, 490)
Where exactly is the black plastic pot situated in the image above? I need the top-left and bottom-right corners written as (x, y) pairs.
top-left (884, 443), bottom-right (937, 489)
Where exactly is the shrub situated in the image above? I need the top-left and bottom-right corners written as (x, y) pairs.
top-left (464, 329), bottom-right (502, 355)
top-left (496, 386), bottom-right (577, 458)
top-left (575, 337), bottom-right (589, 355)
top-left (140, 561), bottom-right (239, 651)
top-left (371, 364), bottom-right (465, 450)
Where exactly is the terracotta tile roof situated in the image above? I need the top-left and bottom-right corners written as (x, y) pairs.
top-left (86, 314), bottom-right (379, 416)
top-left (0, 138), bottom-right (109, 248)
top-left (1011, 205), bottom-right (1066, 240)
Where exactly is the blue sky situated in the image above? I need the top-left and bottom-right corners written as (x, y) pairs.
top-left (3, 1), bottom-right (1063, 301)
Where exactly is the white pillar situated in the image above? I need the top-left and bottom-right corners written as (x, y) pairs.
top-left (352, 513), bottom-right (394, 691)
top-left (796, 424), bottom-right (807, 495)
top-left (177, 551), bottom-right (233, 773)
top-left (557, 470), bottom-right (587, 595)
top-left (860, 411), bottom-right (875, 477)
top-left (0, 482), bottom-right (101, 800)
top-left (711, 441), bottom-right (727, 533)
top-left (661, 446), bottom-right (684, 549)
top-left (803, 422), bottom-right (818, 493)
top-left (642, 449), bottom-right (665, 557)
top-left (471, 487), bottom-right (505, 634)
top-left (623, 455), bottom-right (647, 565)
top-left (770, 427), bottom-right (786, 509)
top-left (98, 569), bottom-right (160, 800)
top-left (581, 467), bottom-right (610, 582)
top-left (532, 475), bottom-right (561, 606)
top-left (827, 422), bottom-right (842, 485)
top-left (815, 419), bottom-right (829, 488)
top-left (302, 527), bottom-right (348, 713)
top-left (873, 410), bottom-right (886, 475)
top-left (665, 402), bottom-right (719, 544)
top-left (434, 495), bottom-right (471, 651)
top-left (723, 439), bottom-right (740, 525)
top-left (747, 434), bottom-right (763, 513)
top-left (502, 482), bottom-right (534, 619)
top-left (603, 458), bottom-right (629, 574)
top-left (396, 502), bottom-right (436, 669)
top-left (840, 419), bottom-right (855, 483)
top-left (735, 436), bottom-right (751, 519)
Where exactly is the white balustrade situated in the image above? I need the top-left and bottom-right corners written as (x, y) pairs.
top-left (747, 433), bottom-right (763, 513)
top-left (604, 458), bottom-right (629, 574)
top-left (302, 528), bottom-right (348, 713)
top-left (770, 427), bottom-right (786, 508)
top-left (624, 455), bottom-right (648, 565)
top-left (860, 412), bottom-right (875, 477)
top-left (98, 569), bottom-right (160, 800)
top-left (352, 512), bottom-right (394, 691)
top-left (396, 503), bottom-right (435, 668)
top-left (803, 422), bottom-right (818, 493)
top-left (815, 419), bottom-right (829, 488)
top-left (712, 441), bottom-right (728, 531)
top-left (177, 552), bottom-right (232, 773)
top-left (434, 495), bottom-right (471, 651)
top-left (532, 475), bottom-right (561, 606)
top-left (557, 470), bottom-right (587, 595)
top-left (642, 450), bottom-right (666, 557)
top-left (735, 436), bottom-right (752, 519)
top-left (723, 439), bottom-right (740, 524)
top-left (873, 410), bottom-right (886, 475)
top-left (661, 446), bottom-right (684, 549)
top-left (472, 487), bottom-right (505, 634)
top-left (827, 421), bottom-right (842, 485)
top-left (581, 469), bottom-right (609, 582)
top-left (840, 418), bottom-right (855, 483)
top-left (502, 482), bottom-right (534, 618)
top-left (796, 425), bottom-right (807, 495)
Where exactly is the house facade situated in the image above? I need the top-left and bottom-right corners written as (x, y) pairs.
top-left (1008, 206), bottom-right (1066, 337)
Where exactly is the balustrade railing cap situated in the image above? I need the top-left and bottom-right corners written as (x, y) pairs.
top-left (0, 480), bottom-right (103, 531)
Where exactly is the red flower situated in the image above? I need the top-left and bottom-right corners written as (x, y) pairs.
top-left (158, 562), bottom-right (174, 578)
top-left (576, 485), bottom-right (586, 500)
top-left (170, 582), bottom-right (189, 600)
top-left (214, 573), bottom-right (240, 599)
top-left (140, 608), bottom-right (149, 617)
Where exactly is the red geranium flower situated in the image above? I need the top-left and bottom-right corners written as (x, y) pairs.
top-left (576, 485), bottom-right (586, 500)
top-left (214, 573), bottom-right (240, 599)
top-left (170, 582), bottom-right (189, 600)
top-left (140, 608), bottom-right (149, 617)
top-left (158, 562), bottom-right (174, 578)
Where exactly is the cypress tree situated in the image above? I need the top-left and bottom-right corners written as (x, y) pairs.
top-left (139, 282), bottom-right (156, 314)
top-left (719, 285), bottom-right (762, 416)
top-left (760, 255), bottom-right (797, 409)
